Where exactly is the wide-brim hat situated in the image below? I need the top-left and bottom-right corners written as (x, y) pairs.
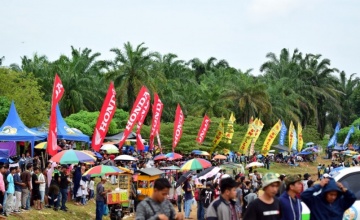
top-left (262, 172), bottom-right (281, 189)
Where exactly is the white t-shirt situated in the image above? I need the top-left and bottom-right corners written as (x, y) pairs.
top-left (38, 173), bottom-right (46, 191)
top-left (88, 180), bottom-right (95, 190)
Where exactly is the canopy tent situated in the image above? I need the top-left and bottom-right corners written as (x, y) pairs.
top-left (0, 101), bottom-right (47, 156)
top-left (105, 131), bottom-right (137, 141)
top-left (56, 105), bottom-right (90, 142)
top-left (272, 144), bottom-right (289, 151)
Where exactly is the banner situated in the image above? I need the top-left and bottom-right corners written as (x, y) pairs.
top-left (172, 104), bottom-right (184, 151)
top-left (224, 113), bottom-right (236, 144)
top-left (47, 74), bottom-right (64, 156)
top-left (327, 122), bottom-right (341, 147)
top-left (196, 115), bottom-right (211, 144)
top-left (288, 121), bottom-right (295, 152)
top-left (91, 82), bottom-right (116, 152)
top-left (209, 118), bottom-right (224, 154)
top-left (249, 119), bottom-right (264, 155)
top-left (343, 126), bottom-right (355, 148)
top-left (238, 119), bottom-right (257, 154)
top-left (119, 86), bottom-right (150, 148)
top-left (261, 119), bottom-right (282, 156)
top-left (136, 133), bottom-right (145, 151)
top-left (297, 123), bottom-right (303, 152)
top-left (279, 120), bottom-right (287, 146)
top-left (136, 94), bottom-right (150, 134)
top-left (149, 93), bottom-right (163, 150)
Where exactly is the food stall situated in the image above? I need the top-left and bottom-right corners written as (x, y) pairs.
top-left (135, 168), bottom-right (164, 201)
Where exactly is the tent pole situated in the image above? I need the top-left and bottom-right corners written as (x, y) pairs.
top-left (41, 151), bottom-right (45, 168)
top-left (31, 140), bottom-right (34, 157)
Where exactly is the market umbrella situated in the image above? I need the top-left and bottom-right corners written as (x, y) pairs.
top-left (192, 150), bottom-right (202, 154)
top-left (35, 142), bottom-right (61, 150)
top-left (160, 165), bottom-right (181, 170)
top-left (83, 165), bottom-right (123, 177)
top-left (175, 171), bottom-right (193, 188)
top-left (213, 155), bottom-right (227, 160)
top-left (50, 150), bottom-right (96, 164)
top-left (165, 152), bottom-right (183, 160)
top-left (198, 151), bottom-right (210, 156)
top-left (198, 167), bottom-right (221, 180)
top-left (100, 144), bottom-right (119, 153)
top-left (82, 150), bottom-right (103, 159)
top-left (114, 155), bottom-right (137, 161)
top-left (245, 162), bottom-right (264, 169)
top-left (196, 166), bottom-right (215, 177)
top-left (180, 158), bottom-right (212, 171)
top-left (154, 154), bottom-right (167, 161)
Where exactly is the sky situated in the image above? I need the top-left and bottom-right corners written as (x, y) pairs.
top-left (1, 0), bottom-right (359, 76)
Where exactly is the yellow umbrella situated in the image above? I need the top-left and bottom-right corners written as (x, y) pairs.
top-left (35, 142), bottom-right (47, 149)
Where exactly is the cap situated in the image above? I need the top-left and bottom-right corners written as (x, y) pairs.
top-left (262, 172), bottom-right (281, 189)
top-left (285, 175), bottom-right (302, 187)
top-left (322, 174), bottom-right (330, 179)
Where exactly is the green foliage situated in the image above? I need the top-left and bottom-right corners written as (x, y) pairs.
top-left (0, 96), bottom-right (11, 125)
top-left (0, 68), bottom-right (49, 127)
top-left (64, 110), bottom-right (120, 136)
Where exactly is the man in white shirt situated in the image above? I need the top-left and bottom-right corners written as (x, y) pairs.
top-left (176, 185), bottom-right (183, 212)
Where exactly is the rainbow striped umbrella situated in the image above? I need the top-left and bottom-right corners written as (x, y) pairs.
top-left (180, 158), bottom-right (212, 171)
top-left (35, 142), bottom-right (61, 150)
top-left (50, 150), bottom-right (96, 164)
top-left (154, 154), bottom-right (167, 161)
top-left (83, 165), bottom-right (123, 177)
top-left (165, 152), bottom-right (183, 160)
top-left (198, 151), bottom-right (210, 156)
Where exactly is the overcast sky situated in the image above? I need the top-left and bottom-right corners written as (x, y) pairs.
top-left (1, 0), bottom-right (359, 76)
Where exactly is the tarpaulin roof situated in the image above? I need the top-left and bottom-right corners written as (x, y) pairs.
top-left (0, 102), bottom-right (47, 142)
top-left (105, 131), bottom-right (137, 140)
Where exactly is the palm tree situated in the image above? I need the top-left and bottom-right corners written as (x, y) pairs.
top-left (107, 42), bottom-right (157, 109)
top-left (187, 57), bottom-right (229, 84)
top-left (0, 56), bottom-right (4, 66)
top-left (53, 46), bottom-right (107, 116)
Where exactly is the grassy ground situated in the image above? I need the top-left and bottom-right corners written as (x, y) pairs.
top-left (7, 157), bottom-right (330, 220)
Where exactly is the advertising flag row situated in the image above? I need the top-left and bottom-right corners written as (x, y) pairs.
top-left (209, 118), bottom-right (225, 154)
top-left (261, 119), bottom-right (282, 156)
top-left (224, 113), bottom-right (236, 144)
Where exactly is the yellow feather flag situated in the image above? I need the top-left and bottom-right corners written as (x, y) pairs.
top-left (238, 119), bottom-right (257, 154)
top-left (298, 123), bottom-right (303, 152)
top-left (249, 119), bottom-right (264, 155)
top-left (261, 119), bottom-right (282, 156)
top-left (209, 118), bottom-right (225, 154)
top-left (288, 121), bottom-right (294, 152)
top-left (224, 113), bottom-right (236, 144)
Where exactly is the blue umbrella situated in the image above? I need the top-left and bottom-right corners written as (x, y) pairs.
top-left (94, 152), bottom-right (103, 159)
top-left (192, 150), bottom-right (202, 154)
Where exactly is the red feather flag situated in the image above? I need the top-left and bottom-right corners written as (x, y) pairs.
top-left (149, 93), bottom-right (163, 150)
top-left (196, 115), bottom-right (211, 144)
top-left (172, 104), bottom-right (184, 152)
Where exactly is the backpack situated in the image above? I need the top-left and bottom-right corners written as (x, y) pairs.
top-left (194, 188), bottom-right (201, 201)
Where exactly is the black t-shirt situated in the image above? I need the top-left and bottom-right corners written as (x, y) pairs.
top-left (242, 187), bottom-right (251, 208)
top-left (243, 198), bottom-right (280, 220)
top-left (32, 173), bottom-right (39, 191)
top-left (59, 172), bottom-right (69, 189)
top-left (200, 188), bottom-right (215, 208)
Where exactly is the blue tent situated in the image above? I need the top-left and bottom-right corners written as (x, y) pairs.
top-left (56, 105), bottom-right (90, 143)
top-left (0, 102), bottom-right (47, 156)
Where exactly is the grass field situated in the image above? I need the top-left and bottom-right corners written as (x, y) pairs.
top-left (7, 157), bottom-right (329, 220)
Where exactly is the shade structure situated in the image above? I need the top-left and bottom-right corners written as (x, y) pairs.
top-left (34, 142), bottom-right (61, 150)
top-left (213, 155), bottom-right (227, 160)
top-left (83, 165), bottom-right (123, 177)
top-left (160, 165), bottom-right (181, 170)
top-left (50, 150), bottom-right (96, 164)
top-left (154, 154), bottom-right (167, 161)
top-left (100, 144), bottom-right (119, 153)
top-left (82, 150), bottom-right (103, 159)
top-left (180, 158), bottom-right (212, 171)
top-left (199, 151), bottom-right (210, 156)
top-left (165, 152), bottom-right (183, 160)
top-left (245, 162), bottom-right (264, 169)
top-left (114, 155), bottom-right (137, 161)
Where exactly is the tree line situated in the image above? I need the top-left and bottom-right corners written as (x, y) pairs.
top-left (1, 42), bottom-right (359, 150)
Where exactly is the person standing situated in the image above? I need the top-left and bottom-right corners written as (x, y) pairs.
top-left (58, 165), bottom-right (71, 212)
top-left (302, 173), bottom-right (310, 192)
top-left (243, 172), bottom-right (281, 220)
top-left (176, 184), bottom-right (183, 213)
top-left (0, 166), bottom-right (5, 212)
top-left (135, 178), bottom-right (184, 220)
top-left (200, 182), bottom-right (215, 219)
top-left (3, 167), bottom-right (16, 216)
top-left (13, 167), bottom-right (23, 213)
top-left (38, 168), bottom-right (46, 209)
top-left (32, 167), bottom-right (42, 210)
top-left (96, 176), bottom-right (111, 220)
top-left (20, 164), bottom-right (32, 210)
top-left (301, 177), bottom-right (356, 220)
top-left (206, 178), bottom-right (238, 220)
top-left (182, 177), bottom-right (193, 219)
top-left (279, 175), bottom-right (302, 220)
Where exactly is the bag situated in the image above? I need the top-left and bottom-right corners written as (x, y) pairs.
top-left (103, 204), bottom-right (109, 216)
top-left (194, 188), bottom-right (200, 201)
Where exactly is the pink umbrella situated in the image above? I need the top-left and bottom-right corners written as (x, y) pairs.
top-left (165, 152), bottom-right (183, 161)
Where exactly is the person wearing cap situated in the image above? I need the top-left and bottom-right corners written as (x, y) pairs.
top-left (301, 177), bottom-right (356, 220)
top-left (279, 175), bottom-right (302, 220)
top-left (206, 177), bottom-right (238, 220)
top-left (200, 182), bottom-right (215, 219)
top-left (96, 176), bottom-right (112, 220)
top-left (243, 172), bottom-right (281, 220)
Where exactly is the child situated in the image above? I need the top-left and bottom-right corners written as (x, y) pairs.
top-left (77, 176), bottom-right (89, 205)
top-left (88, 177), bottom-right (95, 200)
